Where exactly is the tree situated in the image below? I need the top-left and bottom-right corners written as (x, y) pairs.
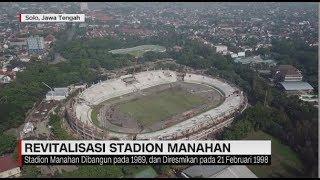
top-left (0, 133), bottom-right (17, 155)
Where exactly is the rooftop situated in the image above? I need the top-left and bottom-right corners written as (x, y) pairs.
top-left (276, 65), bottom-right (302, 76)
top-left (46, 87), bottom-right (69, 96)
top-left (0, 155), bottom-right (19, 173)
top-left (280, 81), bottom-right (314, 91)
top-left (44, 34), bottom-right (55, 42)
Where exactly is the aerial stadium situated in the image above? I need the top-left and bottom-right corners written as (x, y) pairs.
top-left (65, 70), bottom-right (247, 140)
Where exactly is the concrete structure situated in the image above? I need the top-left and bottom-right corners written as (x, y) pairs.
top-left (273, 65), bottom-right (303, 82)
top-left (299, 94), bottom-right (318, 103)
top-left (230, 53), bottom-right (238, 58)
top-left (23, 122), bottom-right (34, 134)
top-left (214, 45), bottom-right (228, 53)
top-left (273, 65), bottom-right (314, 95)
top-left (237, 51), bottom-right (245, 57)
top-left (27, 36), bottom-right (44, 54)
top-left (0, 74), bottom-right (11, 84)
top-left (65, 70), bottom-right (247, 140)
top-left (181, 165), bottom-right (257, 178)
top-left (0, 156), bottom-right (21, 178)
top-left (244, 47), bottom-right (254, 52)
top-left (46, 87), bottom-right (69, 101)
top-left (80, 2), bottom-right (89, 11)
top-left (279, 81), bottom-right (314, 94)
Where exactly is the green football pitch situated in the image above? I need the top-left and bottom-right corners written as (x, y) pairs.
top-left (117, 89), bottom-right (206, 126)
top-left (109, 45), bottom-right (166, 57)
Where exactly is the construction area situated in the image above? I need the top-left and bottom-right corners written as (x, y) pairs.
top-left (65, 70), bottom-right (247, 140)
top-left (96, 81), bottom-right (224, 134)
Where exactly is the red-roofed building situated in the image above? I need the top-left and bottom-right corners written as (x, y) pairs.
top-left (44, 34), bottom-right (56, 45)
top-left (88, 11), bottom-right (113, 22)
top-left (0, 155), bottom-right (21, 178)
top-left (273, 65), bottom-right (303, 82)
top-left (0, 69), bottom-right (16, 80)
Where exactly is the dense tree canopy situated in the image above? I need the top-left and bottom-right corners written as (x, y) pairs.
top-left (271, 39), bottom-right (318, 91)
top-left (0, 35), bottom-right (317, 177)
top-left (0, 61), bottom-right (98, 131)
top-left (169, 38), bottom-right (318, 177)
top-left (0, 133), bottom-right (16, 155)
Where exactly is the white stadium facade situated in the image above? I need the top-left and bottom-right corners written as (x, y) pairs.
top-left (65, 70), bottom-right (247, 140)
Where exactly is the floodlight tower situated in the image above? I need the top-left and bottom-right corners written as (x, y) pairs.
top-left (42, 82), bottom-right (53, 91)
top-left (132, 57), bottom-right (139, 77)
top-left (42, 82), bottom-right (53, 99)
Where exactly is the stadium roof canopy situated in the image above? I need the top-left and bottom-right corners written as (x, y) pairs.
top-left (182, 165), bottom-right (257, 178)
top-left (280, 81), bottom-right (314, 91)
top-left (47, 87), bottom-right (68, 96)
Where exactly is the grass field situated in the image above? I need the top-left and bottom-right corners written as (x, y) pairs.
top-left (127, 50), bottom-right (146, 57)
top-left (91, 108), bottom-right (99, 126)
top-left (118, 90), bottom-right (205, 126)
top-left (109, 45), bottom-right (166, 57)
top-left (245, 130), bottom-right (304, 178)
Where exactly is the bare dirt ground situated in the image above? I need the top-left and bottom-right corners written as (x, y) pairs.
top-left (21, 100), bottom-right (58, 139)
top-left (10, 98), bottom-right (78, 177)
top-left (39, 165), bottom-right (78, 177)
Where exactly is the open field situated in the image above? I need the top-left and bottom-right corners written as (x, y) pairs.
top-left (109, 45), bottom-right (166, 57)
top-left (91, 81), bottom-right (224, 134)
top-left (117, 89), bottom-right (206, 127)
top-left (91, 108), bottom-right (99, 126)
top-left (245, 130), bottom-right (304, 178)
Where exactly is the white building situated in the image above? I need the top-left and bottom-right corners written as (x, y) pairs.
top-left (12, 67), bottom-right (21, 72)
top-left (19, 56), bottom-right (30, 62)
top-left (27, 36), bottom-right (44, 54)
top-left (215, 45), bottom-right (228, 53)
top-left (237, 51), bottom-right (246, 57)
top-left (244, 47), bottom-right (253, 52)
top-left (0, 75), bottom-right (11, 84)
top-left (230, 53), bottom-right (238, 58)
top-left (80, 2), bottom-right (89, 11)
top-left (23, 122), bottom-right (34, 134)
top-left (46, 87), bottom-right (69, 101)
